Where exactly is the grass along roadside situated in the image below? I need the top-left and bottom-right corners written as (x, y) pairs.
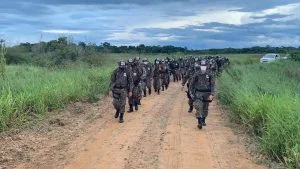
top-left (217, 60), bottom-right (300, 168)
top-left (0, 64), bottom-right (114, 131)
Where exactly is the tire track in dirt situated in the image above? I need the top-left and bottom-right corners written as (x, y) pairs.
top-left (124, 85), bottom-right (180, 169)
top-left (161, 87), bottom-right (214, 169)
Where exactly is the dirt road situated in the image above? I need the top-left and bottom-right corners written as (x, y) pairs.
top-left (11, 83), bottom-right (266, 169)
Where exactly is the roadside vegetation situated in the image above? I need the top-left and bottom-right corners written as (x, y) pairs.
top-left (0, 65), bottom-right (113, 131)
top-left (218, 56), bottom-right (300, 168)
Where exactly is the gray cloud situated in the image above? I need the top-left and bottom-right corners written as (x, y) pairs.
top-left (1, 0), bottom-right (300, 48)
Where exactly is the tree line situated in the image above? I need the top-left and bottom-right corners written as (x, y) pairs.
top-left (2, 37), bottom-right (300, 67)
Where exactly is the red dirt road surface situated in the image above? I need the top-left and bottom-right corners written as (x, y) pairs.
top-left (3, 83), bottom-right (266, 169)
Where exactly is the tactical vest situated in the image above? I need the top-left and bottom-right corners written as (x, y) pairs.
top-left (194, 72), bottom-right (211, 91)
top-left (160, 64), bottom-right (167, 73)
top-left (114, 69), bottom-right (129, 89)
top-left (153, 65), bottom-right (161, 77)
top-left (131, 66), bottom-right (141, 83)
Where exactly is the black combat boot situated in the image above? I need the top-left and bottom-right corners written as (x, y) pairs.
top-left (127, 104), bottom-right (133, 113)
top-left (114, 110), bottom-right (119, 118)
top-left (149, 89), bottom-right (151, 95)
top-left (143, 90), bottom-right (147, 97)
top-left (135, 103), bottom-right (139, 111)
top-left (188, 106), bottom-right (193, 113)
top-left (162, 86), bottom-right (164, 91)
top-left (119, 113), bottom-right (124, 123)
top-left (158, 89), bottom-right (160, 95)
top-left (197, 117), bottom-right (203, 129)
top-left (203, 117), bottom-right (206, 126)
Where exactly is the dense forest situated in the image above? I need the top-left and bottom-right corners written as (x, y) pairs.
top-left (3, 37), bottom-right (300, 67)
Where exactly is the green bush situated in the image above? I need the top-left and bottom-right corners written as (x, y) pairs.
top-left (218, 60), bottom-right (300, 168)
top-left (290, 52), bottom-right (300, 62)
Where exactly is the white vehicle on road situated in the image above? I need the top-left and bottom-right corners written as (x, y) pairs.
top-left (260, 53), bottom-right (280, 63)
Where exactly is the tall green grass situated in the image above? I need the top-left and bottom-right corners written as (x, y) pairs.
top-left (223, 54), bottom-right (262, 65)
top-left (218, 60), bottom-right (300, 168)
top-left (0, 64), bottom-right (114, 131)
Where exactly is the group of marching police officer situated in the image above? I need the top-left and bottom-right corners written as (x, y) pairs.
top-left (109, 55), bottom-right (229, 129)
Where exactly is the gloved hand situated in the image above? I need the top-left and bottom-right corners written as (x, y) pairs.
top-left (208, 95), bottom-right (214, 101)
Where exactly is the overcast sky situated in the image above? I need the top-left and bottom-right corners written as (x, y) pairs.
top-left (1, 0), bottom-right (300, 49)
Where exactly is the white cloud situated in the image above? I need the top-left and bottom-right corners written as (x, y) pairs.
top-left (105, 31), bottom-right (180, 42)
top-left (127, 3), bottom-right (300, 31)
top-left (131, 8), bottom-right (266, 30)
top-left (41, 29), bottom-right (89, 34)
top-left (254, 3), bottom-right (300, 21)
top-left (261, 3), bottom-right (300, 16)
top-left (264, 24), bottom-right (297, 29)
top-left (154, 33), bottom-right (181, 41)
top-left (194, 28), bottom-right (224, 33)
top-left (105, 31), bottom-right (147, 41)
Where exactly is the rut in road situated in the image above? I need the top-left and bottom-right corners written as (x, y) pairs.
top-left (16, 83), bottom-right (266, 169)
